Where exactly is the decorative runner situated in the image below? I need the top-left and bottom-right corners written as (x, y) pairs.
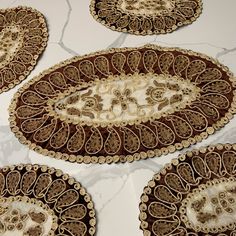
top-left (139, 144), bottom-right (236, 235)
top-left (9, 44), bottom-right (236, 164)
top-left (90, 0), bottom-right (202, 35)
top-left (0, 164), bottom-right (96, 236)
top-left (0, 6), bottom-right (48, 94)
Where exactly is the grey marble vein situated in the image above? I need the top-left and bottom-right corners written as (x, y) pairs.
top-left (74, 165), bottom-right (131, 188)
top-left (58, 0), bottom-right (80, 56)
top-left (216, 47), bottom-right (236, 59)
top-left (128, 160), bottom-right (164, 174)
top-left (97, 174), bottom-right (130, 213)
top-left (9, 0), bottom-right (18, 7)
top-left (0, 126), bottom-right (30, 165)
top-left (107, 33), bottom-right (128, 49)
top-left (152, 38), bottom-right (225, 50)
top-left (210, 127), bottom-right (236, 144)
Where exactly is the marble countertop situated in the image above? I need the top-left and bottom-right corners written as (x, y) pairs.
top-left (0, 0), bottom-right (236, 235)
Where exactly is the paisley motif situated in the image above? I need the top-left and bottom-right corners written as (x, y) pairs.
top-left (140, 144), bottom-right (236, 236)
top-left (67, 125), bottom-right (86, 153)
top-left (21, 115), bottom-right (48, 133)
top-left (94, 56), bottom-right (110, 76)
top-left (21, 170), bottom-right (37, 195)
top-left (148, 202), bottom-right (177, 218)
top-left (21, 91), bottom-right (46, 106)
top-left (9, 45), bottom-right (236, 164)
top-left (143, 50), bottom-right (158, 72)
top-left (136, 124), bottom-right (157, 149)
top-left (158, 52), bottom-right (174, 74)
top-left (90, 0), bottom-right (203, 35)
top-left (85, 127), bottom-right (103, 154)
top-left (60, 204), bottom-right (87, 221)
top-left (49, 72), bottom-right (68, 89)
top-left (50, 123), bottom-right (70, 149)
top-left (154, 185), bottom-right (180, 204)
top-left (127, 51), bottom-right (141, 73)
top-left (0, 7), bottom-right (48, 93)
top-left (63, 65), bottom-right (81, 83)
top-left (111, 52), bottom-right (126, 73)
top-left (104, 128), bottom-right (121, 155)
top-left (0, 164), bottom-right (96, 236)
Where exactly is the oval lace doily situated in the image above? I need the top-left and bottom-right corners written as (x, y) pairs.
top-left (90, 0), bottom-right (203, 35)
top-left (0, 164), bottom-right (96, 236)
top-left (9, 44), bottom-right (236, 164)
top-left (139, 144), bottom-right (236, 236)
top-left (0, 6), bottom-right (48, 94)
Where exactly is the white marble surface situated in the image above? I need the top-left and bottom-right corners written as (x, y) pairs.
top-left (0, 0), bottom-right (236, 235)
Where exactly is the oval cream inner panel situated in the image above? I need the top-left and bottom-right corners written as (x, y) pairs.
top-left (181, 177), bottom-right (236, 233)
top-left (0, 196), bottom-right (56, 236)
top-left (53, 73), bottom-right (200, 125)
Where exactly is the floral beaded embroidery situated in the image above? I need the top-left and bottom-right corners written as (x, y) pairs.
top-left (53, 74), bottom-right (200, 125)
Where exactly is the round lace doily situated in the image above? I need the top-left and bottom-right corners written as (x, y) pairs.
top-left (0, 6), bottom-right (48, 94)
top-left (0, 164), bottom-right (96, 236)
top-left (140, 144), bottom-right (236, 236)
top-left (90, 0), bottom-right (202, 35)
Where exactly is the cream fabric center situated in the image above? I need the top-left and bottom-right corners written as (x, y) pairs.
top-left (0, 196), bottom-right (56, 236)
top-left (0, 25), bottom-right (24, 69)
top-left (181, 178), bottom-right (236, 233)
top-left (54, 73), bottom-right (200, 125)
top-left (118, 0), bottom-right (175, 16)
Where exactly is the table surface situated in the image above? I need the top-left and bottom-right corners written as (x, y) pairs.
top-left (0, 0), bottom-right (236, 235)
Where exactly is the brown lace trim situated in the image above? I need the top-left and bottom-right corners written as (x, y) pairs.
top-left (0, 6), bottom-right (48, 94)
top-left (9, 44), bottom-right (236, 164)
top-left (90, 0), bottom-right (202, 35)
top-left (0, 164), bottom-right (96, 236)
top-left (139, 144), bottom-right (236, 236)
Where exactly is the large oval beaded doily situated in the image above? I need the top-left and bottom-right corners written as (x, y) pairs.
top-left (9, 44), bottom-right (236, 164)
top-left (139, 144), bottom-right (236, 236)
top-left (90, 0), bottom-right (203, 35)
top-left (0, 6), bottom-right (48, 94)
top-left (0, 164), bottom-right (96, 236)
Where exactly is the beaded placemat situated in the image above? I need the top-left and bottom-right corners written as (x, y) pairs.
top-left (0, 6), bottom-right (48, 94)
top-left (9, 44), bottom-right (236, 164)
top-left (139, 144), bottom-right (236, 235)
top-left (0, 164), bottom-right (96, 236)
top-left (90, 0), bottom-right (202, 35)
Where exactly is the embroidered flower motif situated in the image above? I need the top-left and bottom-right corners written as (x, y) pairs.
top-left (66, 95), bottom-right (79, 104)
top-left (146, 81), bottom-right (167, 105)
top-left (111, 88), bottom-right (137, 111)
top-left (67, 107), bottom-right (82, 117)
top-left (167, 83), bottom-right (180, 91)
top-left (82, 94), bottom-right (103, 111)
top-left (125, 0), bottom-right (138, 4)
top-left (183, 87), bottom-right (192, 95)
top-left (0, 206), bottom-right (8, 216)
top-left (65, 89), bottom-right (103, 119)
top-left (169, 94), bottom-right (183, 105)
top-left (25, 225), bottom-right (43, 236)
top-left (0, 29), bottom-right (21, 66)
top-left (0, 205), bottom-right (48, 235)
top-left (124, 0), bottom-right (171, 12)
top-left (56, 103), bottom-right (66, 110)
top-left (1, 208), bottom-right (28, 232)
